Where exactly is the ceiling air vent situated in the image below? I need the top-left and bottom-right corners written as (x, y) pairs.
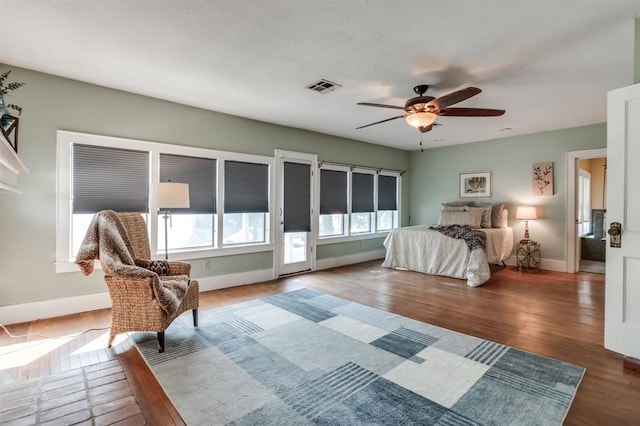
top-left (305, 79), bottom-right (342, 94)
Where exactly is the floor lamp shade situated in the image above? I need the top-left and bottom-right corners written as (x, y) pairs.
top-left (153, 182), bottom-right (190, 209)
top-left (153, 182), bottom-right (190, 260)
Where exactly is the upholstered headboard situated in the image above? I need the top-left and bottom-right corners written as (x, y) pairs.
top-left (439, 202), bottom-right (509, 228)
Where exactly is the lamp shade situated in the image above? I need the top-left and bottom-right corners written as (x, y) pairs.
top-left (515, 205), bottom-right (537, 220)
top-left (153, 182), bottom-right (190, 209)
top-left (405, 112), bottom-right (437, 129)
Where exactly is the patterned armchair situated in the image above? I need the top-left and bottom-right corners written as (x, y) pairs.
top-left (104, 213), bottom-right (199, 353)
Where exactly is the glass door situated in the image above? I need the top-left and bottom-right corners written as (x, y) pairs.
top-left (274, 150), bottom-right (316, 277)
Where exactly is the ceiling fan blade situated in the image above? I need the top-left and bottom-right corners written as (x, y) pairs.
top-left (357, 102), bottom-right (405, 110)
top-left (438, 107), bottom-right (505, 117)
top-left (434, 87), bottom-right (482, 108)
top-left (356, 115), bottom-right (406, 129)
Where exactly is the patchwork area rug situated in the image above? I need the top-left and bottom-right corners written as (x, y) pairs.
top-left (132, 289), bottom-right (585, 425)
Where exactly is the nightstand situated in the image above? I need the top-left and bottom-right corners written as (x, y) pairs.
top-left (516, 240), bottom-right (541, 271)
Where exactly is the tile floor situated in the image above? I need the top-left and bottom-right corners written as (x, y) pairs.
top-left (0, 328), bottom-right (146, 425)
top-left (579, 259), bottom-right (606, 274)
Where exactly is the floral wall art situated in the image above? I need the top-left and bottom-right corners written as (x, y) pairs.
top-left (533, 161), bottom-right (553, 196)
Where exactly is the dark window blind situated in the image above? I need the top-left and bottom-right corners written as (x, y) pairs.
top-left (72, 144), bottom-right (149, 213)
top-left (224, 160), bottom-right (269, 213)
top-left (160, 154), bottom-right (217, 214)
top-left (352, 172), bottom-right (374, 213)
top-left (319, 169), bottom-right (348, 214)
top-left (377, 175), bottom-right (397, 211)
top-left (283, 162), bottom-right (311, 232)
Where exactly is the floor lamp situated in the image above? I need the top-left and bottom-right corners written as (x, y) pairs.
top-left (153, 182), bottom-right (190, 260)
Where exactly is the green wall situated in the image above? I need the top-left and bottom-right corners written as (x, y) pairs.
top-left (0, 63), bottom-right (614, 308)
top-left (0, 65), bottom-right (410, 306)
top-left (635, 17), bottom-right (640, 84)
top-left (317, 237), bottom-right (386, 260)
top-left (409, 123), bottom-right (606, 262)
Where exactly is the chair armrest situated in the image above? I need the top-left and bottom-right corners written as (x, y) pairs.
top-left (104, 275), bottom-right (156, 305)
top-left (168, 261), bottom-right (191, 276)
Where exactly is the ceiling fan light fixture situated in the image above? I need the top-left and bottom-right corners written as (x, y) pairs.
top-left (405, 112), bottom-right (436, 129)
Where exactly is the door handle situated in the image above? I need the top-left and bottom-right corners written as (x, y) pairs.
top-left (608, 222), bottom-right (622, 248)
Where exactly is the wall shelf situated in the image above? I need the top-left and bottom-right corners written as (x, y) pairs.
top-left (0, 125), bottom-right (28, 193)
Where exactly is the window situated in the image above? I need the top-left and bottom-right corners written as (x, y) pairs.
top-left (158, 153), bottom-right (217, 251)
top-left (351, 172), bottom-right (374, 234)
top-left (578, 169), bottom-right (591, 236)
top-left (223, 161), bottom-right (270, 245)
top-left (377, 174), bottom-right (398, 231)
top-left (319, 168), bottom-right (348, 237)
top-left (71, 144), bottom-right (149, 256)
top-left (56, 131), bottom-right (273, 272)
top-left (318, 166), bottom-right (400, 239)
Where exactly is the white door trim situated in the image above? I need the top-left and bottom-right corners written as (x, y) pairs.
top-left (273, 149), bottom-right (317, 278)
top-left (565, 148), bottom-right (607, 273)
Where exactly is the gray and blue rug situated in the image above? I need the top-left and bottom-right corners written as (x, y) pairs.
top-left (132, 289), bottom-right (585, 425)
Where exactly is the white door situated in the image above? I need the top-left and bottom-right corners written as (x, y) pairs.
top-left (274, 150), bottom-right (316, 277)
top-left (605, 83), bottom-right (640, 358)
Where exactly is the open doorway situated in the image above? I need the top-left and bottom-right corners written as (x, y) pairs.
top-left (577, 157), bottom-right (607, 273)
top-left (565, 148), bottom-right (607, 274)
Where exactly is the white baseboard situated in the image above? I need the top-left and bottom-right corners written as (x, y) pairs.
top-left (0, 292), bottom-right (112, 325)
top-left (502, 256), bottom-right (567, 272)
top-left (0, 268), bottom-right (276, 325)
top-left (541, 258), bottom-right (568, 272)
top-left (0, 254), bottom-right (570, 325)
top-left (196, 268), bottom-right (274, 292)
top-left (316, 249), bottom-right (385, 270)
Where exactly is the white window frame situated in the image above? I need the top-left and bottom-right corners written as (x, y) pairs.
top-left (56, 130), bottom-right (274, 273)
top-left (578, 168), bottom-right (592, 237)
top-left (317, 165), bottom-right (401, 245)
top-left (376, 171), bottom-right (401, 232)
top-left (349, 167), bottom-right (376, 235)
top-left (317, 164), bottom-right (350, 239)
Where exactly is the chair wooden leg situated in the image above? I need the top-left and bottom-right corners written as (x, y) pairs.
top-left (108, 332), bottom-right (116, 348)
top-left (193, 308), bottom-right (199, 327)
top-left (157, 331), bottom-right (165, 353)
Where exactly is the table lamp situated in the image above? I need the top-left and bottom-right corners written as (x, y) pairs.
top-left (515, 205), bottom-right (537, 242)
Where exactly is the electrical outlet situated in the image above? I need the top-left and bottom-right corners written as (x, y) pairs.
top-left (203, 259), bottom-right (211, 269)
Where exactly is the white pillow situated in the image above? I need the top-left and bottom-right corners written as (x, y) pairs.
top-left (500, 208), bottom-right (509, 228)
top-left (438, 210), bottom-right (483, 228)
top-left (441, 203), bottom-right (468, 212)
top-left (490, 204), bottom-right (504, 228)
top-left (468, 205), bottom-right (492, 228)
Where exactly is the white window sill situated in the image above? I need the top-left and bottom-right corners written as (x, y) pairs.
top-left (56, 260), bottom-right (102, 274)
top-left (56, 243), bottom-right (274, 273)
top-left (317, 231), bottom-right (391, 246)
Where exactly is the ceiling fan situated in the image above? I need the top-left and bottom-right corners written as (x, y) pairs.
top-left (356, 85), bottom-right (505, 133)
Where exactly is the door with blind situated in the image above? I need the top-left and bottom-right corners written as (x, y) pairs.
top-left (275, 150), bottom-right (316, 277)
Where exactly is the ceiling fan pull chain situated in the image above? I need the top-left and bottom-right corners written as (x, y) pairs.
top-left (420, 134), bottom-right (424, 152)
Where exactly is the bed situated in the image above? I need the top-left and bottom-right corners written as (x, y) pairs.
top-left (382, 203), bottom-right (514, 287)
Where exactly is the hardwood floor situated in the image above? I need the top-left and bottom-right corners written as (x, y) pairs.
top-left (2, 261), bottom-right (639, 424)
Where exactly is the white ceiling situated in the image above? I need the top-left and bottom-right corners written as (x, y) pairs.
top-left (2, 1), bottom-right (640, 151)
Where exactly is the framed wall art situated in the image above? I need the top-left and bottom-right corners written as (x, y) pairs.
top-left (533, 162), bottom-right (553, 196)
top-left (459, 171), bottom-right (492, 198)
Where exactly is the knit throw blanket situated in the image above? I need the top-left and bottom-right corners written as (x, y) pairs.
top-left (429, 224), bottom-right (487, 252)
top-left (75, 210), bottom-right (188, 315)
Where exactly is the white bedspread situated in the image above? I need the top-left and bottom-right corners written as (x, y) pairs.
top-left (381, 226), bottom-right (513, 287)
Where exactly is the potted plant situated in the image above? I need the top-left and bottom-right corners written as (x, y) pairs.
top-left (0, 69), bottom-right (25, 123)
